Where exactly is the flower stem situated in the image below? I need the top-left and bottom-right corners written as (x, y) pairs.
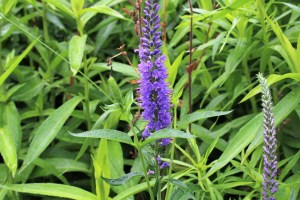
top-left (128, 120), bottom-right (155, 200)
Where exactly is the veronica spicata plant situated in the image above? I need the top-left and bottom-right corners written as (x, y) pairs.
top-left (258, 73), bottom-right (278, 200)
top-left (137, 0), bottom-right (171, 147)
top-left (136, 0), bottom-right (171, 198)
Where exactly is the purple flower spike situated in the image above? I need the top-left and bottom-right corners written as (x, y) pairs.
top-left (257, 73), bottom-right (278, 200)
top-left (137, 0), bottom-right (171, 144)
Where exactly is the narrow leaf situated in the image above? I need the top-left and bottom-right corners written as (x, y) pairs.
top-left (82, 5), bottom-right (125, 20)
top-left (0, 126), bottom-right (17, 176)
top-left (70, 129), bottom-right (135, 146)
top-left (177, 110), bottom-right (232, 127)
top-left (240, 73), bottom-right (300, 103)
top-left (0, 39), bottom-right (37, 86)
top-left (21, 96), bottom-right (82, 171)
top-left (141, 129), bottom-right (194, 147)
top-left (102, 172), bottom-right (144, 186)
top-left (0, 183), bottom-right (97, 200)
top-left (69, 34), bottom-right (87, 75)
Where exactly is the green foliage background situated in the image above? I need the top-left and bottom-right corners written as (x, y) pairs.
top-left (0, 0), bottom-right (300, 199)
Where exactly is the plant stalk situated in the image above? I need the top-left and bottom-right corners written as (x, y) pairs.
top-left (128, 120), bottom-right (155, 200)
top-left (187, 0), bottom-right (193, 132)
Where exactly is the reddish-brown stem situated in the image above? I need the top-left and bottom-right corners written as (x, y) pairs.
top-left (137, 0), bottom-right (143, 39)
top-left (163, 0), bottom-right (167, 42)
top-left (187, 0), bottom-right (193, 132)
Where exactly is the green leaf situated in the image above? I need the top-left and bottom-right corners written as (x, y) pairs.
top-left (0, 126), bottom-right (17, 177)
top-left (71, 0), bottom-right (84, 18)
top-left (0, 102), bottom-right (22, 151)
top-left (240, 73), bottom-right (300, 103)
top-left (82, 5), bottom-right (125, 20)
top-left (113, 179), bottom-right (156, 200)
top-left (166, 179), bottom-right (197, 200)
top-left (168, 26), bottom-right (189, 49)
top-left (167, 51), bottom-right (185, 87)
top-left (204, 87), bottom-right (300, 179)
top-left (0, 39), bottom-right (37, 86)
top-left (21, 96), bottom-right (82, 171)
top-left (44, 0), bottom-right (74, 18)
top-left (92, 62), bottom-right (139, 78)
top-left (102, 172), bottom-right (144, 186)
top-left (70, 129), bottom-right (135, 146)
top-left (279, 149), bottom-right (300, 181)
top-left (108, 76), bottom-right (124, 105)
top-left (177, 110), bottom-right (233, 127)
top-left (0, 183), bottom-right (98, 200)
top-left (265, 13), bottom-right (300, 73)
top-left (69, 34), bottom-right (87, 75)
top-left (141, 129), bottom-right (194, 147)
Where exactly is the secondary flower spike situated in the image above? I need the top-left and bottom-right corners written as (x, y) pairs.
top-left (257, 73), bottom-right (278, 200)
top-left (137, 0), bottom-right (171, 146)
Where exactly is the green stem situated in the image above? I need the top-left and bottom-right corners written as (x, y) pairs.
top-left (165, 104), bottom-right (177, 199)
top-left (155, 142), bottom-right (161, 200)
top-left (128, 120), bottom-right (155, 200)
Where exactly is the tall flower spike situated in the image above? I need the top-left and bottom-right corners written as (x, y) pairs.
top-left (137, 0), bottom-right (171, 146)
top-left (257, 73), bottom-right (278, 200)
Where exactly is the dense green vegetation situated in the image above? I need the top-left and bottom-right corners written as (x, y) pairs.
top-left (0, 0), bottom-right (300, 199)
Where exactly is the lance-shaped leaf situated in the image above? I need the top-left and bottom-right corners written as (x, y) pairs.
top-left (70, 129), bottom-right (135, 146)
top-left (141, 129), bottom-right (194, 147)
top-left (21, 96), bottom-right (82, 171)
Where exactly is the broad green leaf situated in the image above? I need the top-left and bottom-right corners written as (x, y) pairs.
top-left (0, 126), bottom-right (17, 177)
top-left (166, 179), bottom-right (197, 200)
top-left (0, 183), bottom-right (97, 200)
top-left (0, 39), bottom-right (37, 86)
top-left (240, 73), bottom-right (300, 103)
top-left (1, 0), bottom-right (17, 14)
top-left (70, 129), bottom-right (135, 146)
top-left (32, 158), bottom-right (69, 184)
top-left (108, 76), bottom-right (124, 105)
top-left (177, 110), bottom-right (233, 127)
top-left (168, 26), bottom-right (189, 49)
top-left (92, 62), bottom-right (139, 78)
top-left (71, 0), bottom-right (84, 18)
top-left (21, 96), bottom-right (82, 171)
top-left (204, 87), bottom-right (300, 179)
top-left (94, 139), bottom-right (111, 199)
top-left (103, 172), bottom-right (144, 186)
top-left (82, 5), bottom-right (125, 20)
top-left (0, 102), bottom-right (21, 151)
top-left (167, 51), bottom-right (185, 87)
top-left (44, 0), bottom-right (74, 18)
top-left (141, 129), bottom-right (194, 147)
top-left (113, 180), bottom-right (156, 200)
top-left (69, 34), bottom-right (87, 75)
